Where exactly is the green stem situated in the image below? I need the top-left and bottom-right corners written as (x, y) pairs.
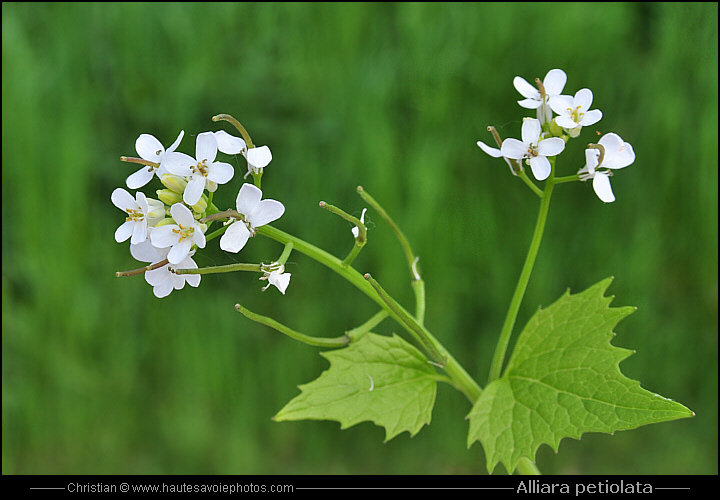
top-left (176, 263), bottom-right (262, 275)
top-left (364, 273), bottom-right (446, 366)
top-left (319, 201), bottom-right (367, 245)
top-left (318, 200), bottom-right (367, 266)
top-left (212, 113), bottom-right (254, 148)
top-left (204, 224), bottom-right (229, 243)
top-left (346, 310), bottom-right (389, 342)
top-left (256, 224), bottom-right (482, 403)
top-left (276, 241), bottom-right (294, 265)
top-left (553, 174), bottom-right (580, 184)
top-left (412, 277), bottom-right (426, 326)
top-left (357, 186), bottom-right (415, 276)
top-left (356, 186), bottom-right (426, 322)
top-left (235, 304), bottom-right (350, 348)
top-left (518, 170), bottom-right (544, 197)
top-left (488, 160), bottom-right (556, 383)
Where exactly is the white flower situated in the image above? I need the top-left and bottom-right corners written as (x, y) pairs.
top-left (549, 88), bottom-right (603, 131)
top-left (260, 263), bottom-right (291, 294)
top-left (514, 69), bottom-right (568, 124)
top-left (579, 133), bottom-right (635, 203)
top-left (243, 145), bottom-right (272, 178)
top-left (220, 183), bottom-right (285, 253)
top-left (130, 240), bottom-right (200, 298)
top-left (210, 130), bottom-right (271, 178)
top-left (150, 203), bottom-right (207, 265)
top-left (352, 208), bottom-right (367, 238)
top-left (112, 188), bottom-right (165, 244)
top-left (127, 131), bottom-right (184, 189)
top-left (163, 132), bottom-right (234, 206)
top-left (500, 118), bottom-right (565, 181)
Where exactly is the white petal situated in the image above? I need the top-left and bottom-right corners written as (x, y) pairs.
top-left (537, 137), bottom-right (565, 157)
top-left (214, 130), bottom-right (246, 154)
top-left (517, 97), bottom-right (542, 109)
top-left (192, 227), bottom-right (206, 249)
top-left (269, 272), bottom-right (291, 294)
top-left (584, 148), bottom-right (600, 172)
top-left (600, 133), bottom-right (635, 169)
top-left (135, 191), bottom-right (149, 213)
top-left (579, 109), bottom-right (602, 127)
top-left (248, 199), bottom-right (285, 228)
top-left (111, 188), bottom-right (136, 211)
top-left (477, 141), bottom-right (503, 158)
top-left (126, 167), bottom-right (155, 189)
top-left (115, 221), bottom-right (134, 243)
top-left (183, 175), bottom-right (206, 206)
top-left (555, 116), bottom-right (579, 129)
top-left (196, 132), bottom-right (218, 163)
top-left (521, 119), bottom-right (541, 145)
top-left (131, 240), bottom-right (167, 263)
top-left (245, 146), bottom-right (272, 169)
top-left (500, 138), bottom-right (527, 160)
top-left (163, 151), bottom-right (196, 177)
top-left (130, 220), bottom-right (147, 245)
top-left (135, 134), bottom-right (164, 162)
top-left (513, 76), bottom-right (540, 100)
top-left (574, 88), bottom-right (594, 111)
top-left (220, 221), bottom-right (251, 253)
top-left (235, 183), bottom-right (263, 215)
top-left (170, 203), bottom-right (196, 227)
top-left (146, 267), bottom-right (173, 297)
top-left (549, 95), bottom-right (572, 116)
top-left (592, 172), bottom-right (615, 203)
top-left (207, 161), bottom-right (234, 185)
top-left (529, 156), bottom-right (551, 181)
top-left (177, 257), bottom-right (201, 287)
top-left (543, 69), bottom-right (567, 96)
top-left (150, 225), bottom-right (179, 249)
top-left (167, 130), bottom-right (184, 153)
top-left (167, 238), bottom-right (192, 265)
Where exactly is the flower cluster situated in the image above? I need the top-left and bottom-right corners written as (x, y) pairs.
top-left (477, 69), bottom-right (634, 202)
top-left (113, 117), bottom-right (288, 297)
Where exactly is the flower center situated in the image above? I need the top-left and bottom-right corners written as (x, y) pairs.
top-left (125, 208), bottom-right (144, 222)
top-left (526, 143), bottom-right (539, 158)
top-left (172, 224), bottom-right (195, 241)
top-left (570, 105), bottom-right (585, 124)
top-left (192, 159), bottom-right (209, 177)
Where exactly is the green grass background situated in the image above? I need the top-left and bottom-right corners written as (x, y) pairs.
top-left (2, 2), bottom-right (717, 475)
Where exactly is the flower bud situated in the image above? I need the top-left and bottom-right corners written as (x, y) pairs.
top-left (160, 174), bottom-right (188, 194)
top-left (568, 126), bottom-right (582, 139)
top-left (549, 118), bottom-right (564, 138)
top-left (156, 189), bottom-right (183, 206)
top-left (191, 195), bottom-right (207, 214)
top-left (155, 217), bottom-right (175, 228)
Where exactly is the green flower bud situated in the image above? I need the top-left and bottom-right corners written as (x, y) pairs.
top-left (156, 189), bottom-right (183, 206)
top-left (191, 196), bottom-right (208, 214)
top-left (155, 217), bottom-right (175, 228)
top-left (160, 174), bottom-right (188, 194)
top-left (549, 118), bottom-right (563, 138)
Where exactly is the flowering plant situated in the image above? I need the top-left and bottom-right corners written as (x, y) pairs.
top-left (114, 71), bottom-right (692, 474)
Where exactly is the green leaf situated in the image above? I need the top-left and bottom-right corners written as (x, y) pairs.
top-left (467, 278), bottom-right (694, 474)
top-left (274, 332), bottom-right (438, 441)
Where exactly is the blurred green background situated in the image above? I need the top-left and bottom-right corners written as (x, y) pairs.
top-left (2, 2), bottom-right (717, 475)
